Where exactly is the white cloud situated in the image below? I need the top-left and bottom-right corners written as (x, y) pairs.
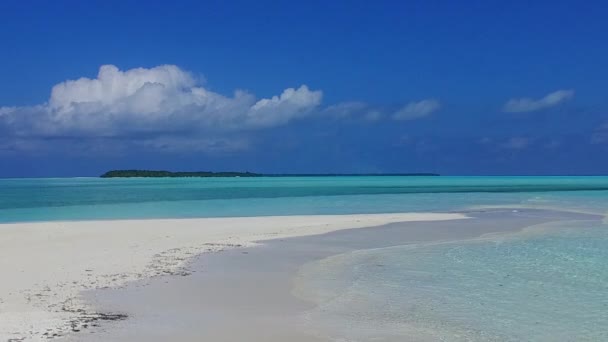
top-left (502, 90), bottom-right (574, 113)
top-left (48, 65), bottom-right (197, 114)
top-left (0, 64), bottom-right (446, 155)
top-left (0, 106), bottom-right (16, 116)
top-left (246, 86), bottom-right (322, 127)
top-left (323, 102), bottom-right (368, 118)
top-left (392, 99), bottom-right (440, 121)
top-left (0, 64), bottom-right (322, 137)
top-left (322, 102), bottom-right (383, 121)
top-left (323, 100), bottom-right (441, 123)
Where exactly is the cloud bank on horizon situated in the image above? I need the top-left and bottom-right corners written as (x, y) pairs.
top-left (0, 64), bottom-right (588, 160)
top-left (0, 64), bottom-right (444, 152)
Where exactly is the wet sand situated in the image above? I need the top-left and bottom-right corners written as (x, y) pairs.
top-left (67, 208), bottom-right (599, 341)
top-left (0, 213), bottom-right (463, 341)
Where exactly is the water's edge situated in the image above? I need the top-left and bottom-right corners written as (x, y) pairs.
top-left (67, 208), bottom-right (601, 341)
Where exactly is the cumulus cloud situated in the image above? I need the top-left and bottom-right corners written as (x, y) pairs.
top-left (246, 86), bottom-right (322, 127)
top-left (502, 90), bottom-right (574, 113)
top-left (0, 64), bottom-right (445, 155)
top-left (392, 99), bottom-right (440, 121)
top-left (0, 64), bottom-right (322, 138)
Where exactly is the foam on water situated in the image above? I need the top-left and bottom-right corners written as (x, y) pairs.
top-left (294, 220), bottom-right (608, 341)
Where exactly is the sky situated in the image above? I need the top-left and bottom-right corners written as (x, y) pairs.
top-left (0, 0), bottom-right (607, 177)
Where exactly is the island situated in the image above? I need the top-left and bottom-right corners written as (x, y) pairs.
top-left (100, 170), bottom-right (261, 178)
top-left (100, 170), bottom-right (440, 178)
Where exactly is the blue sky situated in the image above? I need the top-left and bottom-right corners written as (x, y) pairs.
top-left (1, 0), bottom-right (607, 177)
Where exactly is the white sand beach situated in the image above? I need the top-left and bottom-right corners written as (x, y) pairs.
top-left (0, 212), bottom-right (465, 341)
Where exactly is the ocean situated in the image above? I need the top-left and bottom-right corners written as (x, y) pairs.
top-left (2, 176), bottom-right (608, 341)
top-left (1, 176), bottom-right (608, 223)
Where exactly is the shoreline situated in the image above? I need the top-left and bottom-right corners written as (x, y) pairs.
top-left (0, 212), bottom-right (465, 341)
top-left (68, 208), bottom-right (601, 341)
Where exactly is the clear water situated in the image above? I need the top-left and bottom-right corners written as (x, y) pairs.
top-left (1, 176), bottom-right (608, 223)
top-left (3, 176), bottom-right (608, 340)
top-left (295, 220), bottom-right (608, 341)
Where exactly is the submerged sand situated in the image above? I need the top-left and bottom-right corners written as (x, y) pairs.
top-left (0, 212), bottom-right (465, 341)
top-left (67, 209), bottom-right (598, 341)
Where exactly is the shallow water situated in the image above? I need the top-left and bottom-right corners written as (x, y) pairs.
top-left (294, 219), bottom-right (608, 341)
top-left (4, 176), bottom-right (608, 340)
top-left (1, 176), bottom-right (608, 222)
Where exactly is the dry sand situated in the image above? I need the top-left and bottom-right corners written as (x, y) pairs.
top-left (0, 212), bottom-right (465, 341)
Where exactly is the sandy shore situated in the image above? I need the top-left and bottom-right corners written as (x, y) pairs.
top-left (0, 212), bottom-right (465, 341)
top-left (61, 208), bottom-right (600, 342)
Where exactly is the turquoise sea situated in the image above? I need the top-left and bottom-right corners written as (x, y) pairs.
top-left (2, 176), bottom-right (608, 340)
top-left (295, 218), bottom-right (608, 341)
top-left (1, 176), bottom-right (608, 223)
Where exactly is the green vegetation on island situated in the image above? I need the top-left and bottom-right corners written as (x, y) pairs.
top-left (100, 170), bottom-right (261, 178)
top-left (100, 170), bottom-right (440, 178)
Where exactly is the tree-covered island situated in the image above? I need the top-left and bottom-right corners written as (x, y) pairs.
top-left (100, 170), bottom-right (440, 178)
top-left (100, 170), bottom-right (261, 178)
